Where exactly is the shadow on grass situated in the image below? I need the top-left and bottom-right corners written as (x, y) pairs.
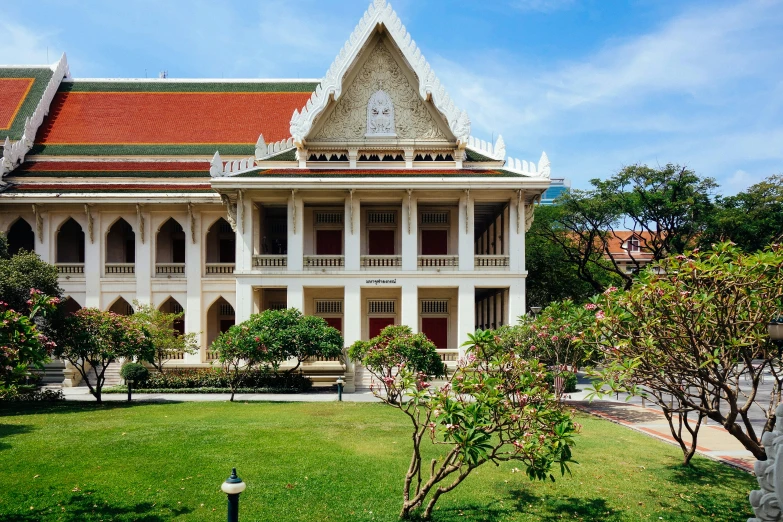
top-left (0, 489), bottom-right (193, 521)
top-left (0, 423), bottom-right (34, 451)
top-left (508, 490), bottom-right (623, 522)
top-left (666, 458), bottom-right (752, 486)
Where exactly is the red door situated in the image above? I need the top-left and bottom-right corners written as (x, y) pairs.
top-left (323, 317), bottom-right (343, 332)
top-left (421, 230), bottom-right (448, 255)
top-left (369, 317), bottom-right (395, 339)
top-left (422, 317), bottom-right (448, 349)
top-left (369, 230), bottom-right (395, 255)
top-left (316, 230), bottom-right (342, 255)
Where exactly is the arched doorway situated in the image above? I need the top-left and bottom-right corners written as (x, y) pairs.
top-left (159, 296), bottom-right (185, 335)
top-left (61, 297), bottom-right (82, 316)
top-left (106, 218), bottom-right (135, 276)
top-left (7, 218), bottom-right (34, 255)
top-left (206, 297), bottom-right (235, 347)
top-left (156, 218), bottom-right (185, 277)
top-left (56, 218), bottom-right (85, 263)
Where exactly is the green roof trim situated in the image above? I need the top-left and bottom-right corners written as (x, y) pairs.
top-left (29, 143), bottom-right (254, 156)
top-left (60, 81), bottom-right (320, 93)
top-left (258, 148), bottom-right (297, 162)
top-left (464, 149), bottom-right (497, 162)
top-left (0, 68), bottom-right (54, 140)
top-left (233, 170), bottom-right (527, 178)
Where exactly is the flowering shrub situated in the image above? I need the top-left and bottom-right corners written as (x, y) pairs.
top-left (348, 325), bottom-right (444, 404)
top-left (369, 328), bottom-right (578, 519)
top-left (134, 367), bottom-right (312, 392)
top-left (211, 309), bottom-right (342, 401)
top-left (130, 301), bottom-right (198, 373)
top-left (586, 242), bottom-right (783, 463)
top-left (55, 308), bottom-right (149, 403)
top-left (0, 289), bottom-right (58, 398)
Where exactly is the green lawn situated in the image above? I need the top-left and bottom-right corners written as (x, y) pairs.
top-left (0, 401), bottom-right (755, 521)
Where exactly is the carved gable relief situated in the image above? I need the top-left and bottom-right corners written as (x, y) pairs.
top-left (312, 40), bottom-right (448, 142)
top-left (367, 90), bottom-right (395, 136)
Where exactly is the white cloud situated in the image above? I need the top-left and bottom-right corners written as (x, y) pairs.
top-left (0, 22), bottom-right (60, 65)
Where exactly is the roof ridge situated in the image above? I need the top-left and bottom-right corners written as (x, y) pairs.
top-left (63, 78), bottom-right (321, 83)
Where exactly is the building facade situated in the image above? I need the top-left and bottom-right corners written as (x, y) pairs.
top-left (0, 0), bottom-right (551, 389)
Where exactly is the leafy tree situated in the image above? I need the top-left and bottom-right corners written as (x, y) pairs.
top-left (130, 301), bottom-right (198, 373)
top-left (367, 328), bottom-right (577, 519)
top-left (0, 233), bottom-right (8, 260)
top-left (540, 164), bottom-right (717, 291)
top-left (0, 289), bottom-right (59, 398)
top-left (55, 308), bottom-right (148, 404)
top-left (211, 308), bottom-right (343, 401)
top-left (348, 324), bottom-right (444, 403)
top-left (526, 205), bottom-right (619, 307)
top-left (704, 174), bottom-right (783, 252)
top-left (586, 243), bottom-right (783, 462)
top-left (0, 249), bottom-right (62, 313)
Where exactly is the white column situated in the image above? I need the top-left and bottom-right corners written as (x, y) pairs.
top-left (35, 213), bottom-right (51, 263)
top-left (84, 213), bottom-right (101, 308)
top-left (235, 279), bottom-right (254, 323)
top-left (287, 281), bottom-right (304, 311)
top-left (508, 195), bottom-right (524, 274)
top-left (344, 193), bottom-right (360, 271)
top-left (184, 209), bottom-right (202, 363)
top-left (401, 193), bottom-right (418, 271)
top-left (401, 282), bottom-right (418, 332)
top-left (508, 277), bottom-right (525, 324)
top-left (135, 210), bottom-right (152, 305)
top-left (288, 193), bottom-right (304, 271)
top-left (458, 192), bottom-right (474, 271)
top-left (343, 280), bottom-right (361, 392)
top-left (457, 283), bottom-right (475, 356)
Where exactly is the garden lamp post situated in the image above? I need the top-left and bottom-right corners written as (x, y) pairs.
top-left (126, 378), bottom-right (133, 402)
top-left (530, 306), bottom-right (542, 318)
top-left (221, 468), bottom-right (246, 522)
top-left (769, 317), bottom-right (783, 357)
top-left (336, 377), bottom-right (344, 402)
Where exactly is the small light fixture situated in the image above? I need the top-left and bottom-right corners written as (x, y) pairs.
top-left (221, 468), bottom-right (246, 522)
top-left (336, 377), bottom-right (345, 402)
top-left (530, 306), bottom-right (542, 317)
top-left (769, 316), bottom-right (783, 357)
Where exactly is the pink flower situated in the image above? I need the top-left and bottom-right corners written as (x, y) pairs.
top-left (551, 335), bottom-right (559, 342)
top-left (584, 303), bottom-right (597, 310)
top-left (530, 345), bottom-right (536, 351)
top-left (603, 286), bottom-right (618, 294)
top-left (595, 311), bottom-right (605, 320)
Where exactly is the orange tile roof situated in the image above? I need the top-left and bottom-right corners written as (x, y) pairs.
top-left (21, 160), bottom-right (208, 172)
top-left (0, 78), bottom-right (34, 130)
top-left (37, 91), bottom-right (311, 146)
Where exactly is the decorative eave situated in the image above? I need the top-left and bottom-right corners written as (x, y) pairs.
top-left (1, 54), bottom-right (70, 181)
top-left (289, 0), bottom-right (470, 146)
top-left (465, 135), bottom-right (550, 179)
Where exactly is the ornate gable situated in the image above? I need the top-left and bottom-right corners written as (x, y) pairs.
top-left (311, 38), bottom-right (449, 143)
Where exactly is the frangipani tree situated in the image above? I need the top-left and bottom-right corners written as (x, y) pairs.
top-left (350, 327), bottom-right (578, 519)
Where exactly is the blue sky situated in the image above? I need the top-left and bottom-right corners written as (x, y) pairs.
top-left (2, 0), bottom-right (781, 194)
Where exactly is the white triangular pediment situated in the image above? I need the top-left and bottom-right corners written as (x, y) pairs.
top-left (289, 0), bottom-right (470, 146)
top-left (310, 37), bottom-right (451, 143)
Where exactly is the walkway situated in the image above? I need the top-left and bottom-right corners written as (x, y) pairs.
top-left (61, 384), bottom-right (757, 473)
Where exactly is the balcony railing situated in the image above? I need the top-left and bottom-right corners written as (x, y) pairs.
top-left (438, 349), bottom-right (460, 368)
top-left (105, 263), bottom-right (135, 276)
top-left (163, 351), bottom-right (185, 361)
top-left (206, 350), bottom-right (220, 362)
top-left (361, 255), bottom-right (402, 269)
top-left (304, 255), bottom-right (344, 269)
top-left (418, 255), bottom-right (459, 270)
top-left (474, 255), bottom-right (509, 269)
top-left (56, 263), bottom-right (84, 275)
top-left (253, 255), bottom-right (287, 269)
top-left (205, 263), bottom-right (235, 275)
top-left (155, 263), bottom-right (185, 277)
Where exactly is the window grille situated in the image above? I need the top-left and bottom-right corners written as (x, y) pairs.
top-left (367, 211), bottom-right (396, 225)
top-left (269, 218), bottom-right (287, 235)
top-left (368, 300), bottom-right (396, 314)
top-left (421, 299), bottom-right (448, 315)
top-left (170, 302), bottom-right (184, 314)
top-left (315, 211), bottom-right (344, 225)
top-left (315, 300), bottom-right (343, 314)
top-left (268, 302), bottom-right (287, 310)
top-left (420, 211), bottom-right (449, 225)
top-left (219, 303), bottom-right (235, 316)
top-left (219, 221), bottom-right (233, 234)
top-left (124, 303), bottom-right (134, 315)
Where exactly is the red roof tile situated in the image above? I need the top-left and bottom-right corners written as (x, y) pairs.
top-left (37, 91), bottom-right (311, 145)
top-left (0, 78), bottom-right (34, 130)
top-left (22, 160), bottom-right (208, 172)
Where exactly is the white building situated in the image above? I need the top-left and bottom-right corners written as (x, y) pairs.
top-left (0, 0), bottom-right (551, 389)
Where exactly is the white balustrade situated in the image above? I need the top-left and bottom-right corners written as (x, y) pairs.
top-left (418, 255), bottom-right (459, 270)
top-left (205, 263), bottom-right (235, 275)
top-left (474, 255), bottom-right (509, 269)
top-left (155, 263), bottom-right (186, 276)
top-left (361, 255), bottom-right (402, 268)
top-left (303, 255), bottom-right (345, 269)
top-left (252, 255), bottom-right (288, 269)
top-left (105, 263), bottom-right (135, 276)
top-left (56, 263), bottom-right (84, 275)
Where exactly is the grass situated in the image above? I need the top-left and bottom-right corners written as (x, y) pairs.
top-left (0, 401), bottom-right (755, 521)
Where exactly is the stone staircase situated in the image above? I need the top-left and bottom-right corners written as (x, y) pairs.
top-left (32, 359), bottom-right (67, 386)
top-left (79, 362), bottom-right (123, 388)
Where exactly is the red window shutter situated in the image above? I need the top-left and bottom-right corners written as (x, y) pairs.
top-left (369, 229), bottom-right (395, 255)
top-left (323, 317), bottom-right (342, 332)
top-left (316, 230), bottom-right (343, 255)
top-left (421, 230), bottom-right (448, 255)
top-left (421, 317), bottom-right (448, 349)
top-left (369, 317), bottom-right (395, 338)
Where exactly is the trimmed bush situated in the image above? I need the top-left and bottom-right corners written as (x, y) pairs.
top-left (138, 368), bottom-right (312, 392)
top-left (120, 363), bottom-right (149, 384)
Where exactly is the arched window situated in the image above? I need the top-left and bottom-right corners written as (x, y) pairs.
top-left (206, 297), bottom-right (235, 347)
top-left (106, 218), bottom-right (135, 263)
top-left (205, 218), bottom-right (235, 263)
top-left (156, 218), bottom-right (185, 264)
top-left (62, 297), bottom-right (82, 316)
top-left (56, 218), bottom-right (85, 263)
top-left (159, 297), bottom-right (185, 335)
top-left (7, 218), bottom-right (34, 255)
top-left (108, 297), bottom-right (134, 316)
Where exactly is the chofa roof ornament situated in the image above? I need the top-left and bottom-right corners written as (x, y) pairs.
top-left (289, 0), bottom-right (470, 144)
